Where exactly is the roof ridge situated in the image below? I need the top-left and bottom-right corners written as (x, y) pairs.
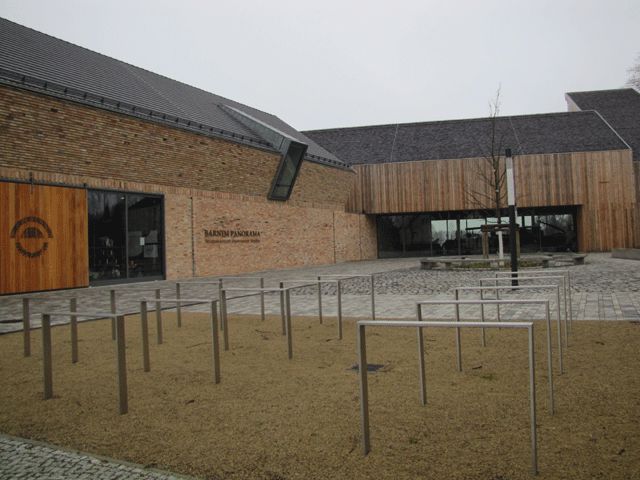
top-left (304, 110), bottom-right (599, 134)
top-left (566, 87), bottom-right (640, 96)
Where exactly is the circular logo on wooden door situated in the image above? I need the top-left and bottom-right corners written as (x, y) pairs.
top-left (10, 216), bottom-right (54, 258)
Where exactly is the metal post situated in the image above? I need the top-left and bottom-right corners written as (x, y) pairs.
top-left (562, 278), bottom-right (569, 347)
top-left (454, 291), bottom-right (462, 372)
top-left (115, 314), bottom-right (128, 415)
top-left (211, 301), bottom-right (221, 383)
top-left (495, 280), bottom-right (501, 322)
top-left (285, 289), bottom-right (293, 360)
top-left (176, 283), bottom-right (182, 328)
top-left (42, 314), bottom-right (53, 400)
top-left (110, 289), bottom-right (116, 340)
top-left (544, 303), bottom-right (555, 415)
top-left (506, 149), bottom-right (519, 286)
top-left (357, 324), bottom-right (370, 455)
top-left (221, 289), bottom-right (229, 351)
top-left (528, 325), bottom-right (538, 475)
top-left (317, 276), bottom-right (323, 324)
top-left (140, 301), bottom-right (150, 372)
top-left (260, 277), bottom-right (265, 322)
top-left (479, 289), bottom-right (486, 347)
top-left (218, 279), bottom-right (224, 331)
top-left (337, 279), bottom-right (343, 340)
top-left (416, 305), bottom-right (426, 405)
top-left (279, 282), bottom-right (286, 336)
top-left (22, 298), bottom-right (31, 357)
top-left (70, 298), bottom-right (78, 364)
top-left (567, 272), bottom-right (573, 330)
top-left (155, 289), bottom-right (163, 345)
top-left (370, 274), bottom-right (376, 321)
top-left (555, 287), bottom-right (564, 375)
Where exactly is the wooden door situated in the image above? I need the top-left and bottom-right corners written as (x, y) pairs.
top-left (0, 182), bottom-right (88, 294)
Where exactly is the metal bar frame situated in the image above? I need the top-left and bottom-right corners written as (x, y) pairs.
top-left (416, 299), bottom-right (555, 415)
top-left (482, 275), bottom-right (569, 347)
top-left (110, 289), bottom-right (116, 340)
top-left (139, 298), bottom-right (220, 383)
top-left (417, 299), bottom-right (555, 414)
top-left (22, 298), bottom-right (30, 357)
top-left (455, 285), bottom-right (565, 374)
top-left (219, 286), bottom-right (302, 359)
top-left (495, 270), bottom-right (573, 329)
top-left (40, 310), bottom-right (129, 415)
top-left (70, 298), bottom-right (78, 364)
top-left (319, 274), bottom-right (376, 321)
top-left (155, 288), bottom-right (162, 345)
top-left (22, 296), bottom-right (80, 357)
top-left (357, 319), bottom-right (538, 475)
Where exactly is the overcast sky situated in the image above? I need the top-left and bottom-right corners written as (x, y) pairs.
top-left (1, 0), bottom-right (639, 130)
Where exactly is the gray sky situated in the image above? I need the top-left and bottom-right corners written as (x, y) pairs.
top-left (1, 0), bottom-right (639, 130)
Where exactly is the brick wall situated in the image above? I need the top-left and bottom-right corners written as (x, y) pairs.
top-left (0, 86), bottom-right (377, 283)
top-left (192, 197), bottom-right (335, 277)
top-left (333, 212), bottom-right (377, 262)
top-left (0, 85), bottom-right (352, 207)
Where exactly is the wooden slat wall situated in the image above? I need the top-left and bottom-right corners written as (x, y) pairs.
top-left (346, 149), bottom-right (637, 252)
top-left (0, 182), bottom-right (88, 294)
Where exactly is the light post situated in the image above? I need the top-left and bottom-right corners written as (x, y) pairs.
top-left (506, 148), bottom-right (518, 286)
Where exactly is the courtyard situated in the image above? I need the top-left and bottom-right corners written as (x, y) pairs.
top-left (1, 254), bottom-right (640, 479)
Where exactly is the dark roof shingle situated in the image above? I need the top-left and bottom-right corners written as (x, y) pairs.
top-left (566, 88), bottom-right (640, 161)
top-left (303, 111), bottom-right (629, 165)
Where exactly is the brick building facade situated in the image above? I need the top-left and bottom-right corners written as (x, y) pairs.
top-left (0, 18), bottom-right (375, 294)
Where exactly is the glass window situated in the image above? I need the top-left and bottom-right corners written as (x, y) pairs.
top-left (88, 190), bottom-right (164, 283)
top-left (88, 191), bottom-right (126, 282)
top-left (127, 195), bottom-right (163, 278)
top-left (268, 141), bottom-right (306, 200)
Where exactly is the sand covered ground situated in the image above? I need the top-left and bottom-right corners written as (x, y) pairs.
top-left (0, 312), bottom-right (639, 479)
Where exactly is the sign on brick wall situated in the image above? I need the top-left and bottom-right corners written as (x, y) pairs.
top-left (203, 229), bottom-right (261, 244)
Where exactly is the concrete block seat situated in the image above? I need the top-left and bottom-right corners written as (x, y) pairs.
top-left (550, 253), bottom-right (588, 265)
top-left (611, 249), bottom-right (640, 261)
top-left (420, 255), bottom-right (553, 270)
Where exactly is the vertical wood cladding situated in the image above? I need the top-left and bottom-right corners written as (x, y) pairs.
top-left (0, 182), bottom-right (88, 294)
top-left (347, 150), bottom-right (637, 251)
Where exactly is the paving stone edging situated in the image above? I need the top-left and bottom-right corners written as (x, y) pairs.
top-left (0, 433), bottom-right (199, 480)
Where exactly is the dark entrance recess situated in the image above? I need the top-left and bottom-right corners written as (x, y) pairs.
top-left (377, 206), bottom-right (578, 258)
top-left (88, 190), bottom-right (164, 284)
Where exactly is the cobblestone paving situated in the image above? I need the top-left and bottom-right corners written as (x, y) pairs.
top-left (1, 254), bottom-right (640, 335)
top-left (0, 434), bottom-right (195, 479)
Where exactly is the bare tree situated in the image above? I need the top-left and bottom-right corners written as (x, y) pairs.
top-left (627, 53), bottom-right (640, 89)
top-left (466, 87), bottom-right (508, 224)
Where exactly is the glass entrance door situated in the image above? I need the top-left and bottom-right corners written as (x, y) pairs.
top-left (126, 194), bottom-right (163, 279)
top-left (88, 190), bottom-right (164, 284)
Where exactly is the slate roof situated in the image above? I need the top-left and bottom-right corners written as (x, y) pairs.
top-left (0, 17), bottom-right (348, 169)
top-left (566, 88), bottom-right (640, 161)
top-left (303, 111), bottom-right (629, 165)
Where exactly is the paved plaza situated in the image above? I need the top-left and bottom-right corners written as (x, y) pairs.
top-left (1, 253), bottom-right (640, 478)
top-left (1, 254), bottom-right (640, 335)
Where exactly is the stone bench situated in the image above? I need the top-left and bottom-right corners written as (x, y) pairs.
top-left (550, 254), bottom-right (587, 265)
top-left (611, 249), bottom-right (640, 261)
top-left (421, 256), bottom-right (552, 270)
